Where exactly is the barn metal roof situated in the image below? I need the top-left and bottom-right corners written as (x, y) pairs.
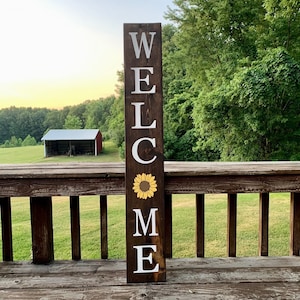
top-left (41, 129), bottom-right (100, 141)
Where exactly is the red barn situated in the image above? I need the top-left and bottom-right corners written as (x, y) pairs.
top-left (41, 129), bottom-right (102, 157)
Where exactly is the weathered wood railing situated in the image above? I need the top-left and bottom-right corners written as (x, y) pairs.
top-left (1, 161), bottom-right (300, 263)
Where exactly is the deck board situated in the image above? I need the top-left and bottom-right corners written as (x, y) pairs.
top-left (2, 161), bottom-right (300, 196)
top-left (0, 257), bottom-right (300, 299)
top-left (3, 161), bottom-right (300, 178)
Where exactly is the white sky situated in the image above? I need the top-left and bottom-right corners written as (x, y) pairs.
top-left (0, 0), bottom-right (174, 108)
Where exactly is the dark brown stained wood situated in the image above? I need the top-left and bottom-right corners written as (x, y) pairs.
top-left (164, 174), bottom-right (300, 194)
top-left (124, 23), bottom-right (165, 283)
top-left (30, 197), bottom-right (54, 264)
top-left (196, 194), bottom-right (205, 257)
top-left (290, 192), bottom-right (300, 256)
top-left (259, 193), bottom-right (269, 256)
top-left (227, 194), bottom-right (237, 257)
top-left (0, 197), bottom-right (13, 261)
top-left (0, 177), bottom-right (125, 197)
top-left (100, 195), bottom-right (108, 259)
top-left (70, 196), bottom-right (81, 260)
top-left (165, 194), bottom-right (172, 258)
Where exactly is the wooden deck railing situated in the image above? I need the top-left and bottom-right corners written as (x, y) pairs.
top-left (1, 161), bottom-right (300, 264)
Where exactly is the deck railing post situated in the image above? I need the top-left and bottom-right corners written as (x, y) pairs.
top-left (259, 193), bottom-right (269, 256)
top-left (100, 195), bottom-right (108, 259)
top-left (290, 192), bottom-right (300, 256)
top-left (0, 197), bottom-right (13, 261)
top-left (165, 194), bottom-right (172, 258)
top-left (30, 197), bottom-right (54, 264)
top-left (196, 194), bottom-right (205, 257)
top-left (227, 193), bottom-right (237, 257)
top-left (70, 196), bottom-right (81, 260)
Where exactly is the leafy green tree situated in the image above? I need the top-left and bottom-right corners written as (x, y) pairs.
top-left (22, 135), bottom-right (37, 146)
top-left (63, 114), bottom-right (83, 129)
top-left (162, 25), bottom-right (201, 160)
top-left (0, 109), bottom-right (12, 143)
top-left (193, 49), bottom-right (300, 160)
top-left (43, 110), bottom-right (65, 131)
top-left (262, 0), bottom-right (300, 61)
top-left (164, 0), bottom-right (300, 161)
top-left (68, 102), bottom-right (87, 127)
top-left (163, 81), bottom-right (199, 160)
top-left (4, 136), bottom-right (22, 148)
top-left (108, 70), bottom-right (125, 149)
top-left (166, 0), bottom-right (264, 86)
top-left (0, 107), bottom-right (49, 144)
top-left (84, 96), bottom-right (115, 133)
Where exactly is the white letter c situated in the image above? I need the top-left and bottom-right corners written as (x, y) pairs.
top-left (132, 137), bottom-right (157, 164)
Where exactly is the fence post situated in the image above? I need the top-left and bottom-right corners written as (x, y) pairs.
top-left (290, 192), bottom-right (300, 256)
top-left (259, 193), bottom-right (269, 256)
top-left (0, 197), bottom-right (13, 261)
top-left (100, 195), bottom-right (108, 259)
top-left (227, 193), bottom-right (237, 257)
top-left (196, 194), bottom-right (205, 257)
top-left (70, 196), bottom-right (81, 260)
top-left (165, 194), bottom-right (172, 258)
top-left (30, 197), bottom-right (54, 264)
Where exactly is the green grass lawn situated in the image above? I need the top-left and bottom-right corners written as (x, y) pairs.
top-left (2, 192), bottom-right (290, 261)
top-left (0, 141), bottom-right (122, 163)
top-left (0, 144), bottom-right (292, 260)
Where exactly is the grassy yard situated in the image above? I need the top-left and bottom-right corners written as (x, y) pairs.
top-left (0, 144), bottom-right (291, 260)
top-left (3, 193), bottom-right (290, 261)
top-left (0, 141), bottom-right (122, 163)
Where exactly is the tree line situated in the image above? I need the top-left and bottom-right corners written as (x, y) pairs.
top-left (0, 94), bottom-right (122, 149)
top-left (1, 0), bottom-right (300, 161)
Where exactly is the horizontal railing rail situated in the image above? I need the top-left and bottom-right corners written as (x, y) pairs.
top-left (1, 161), bottom-right (300, 263)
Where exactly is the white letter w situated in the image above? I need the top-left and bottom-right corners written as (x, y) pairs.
top-left (129, 32), bottom-right (156, 59)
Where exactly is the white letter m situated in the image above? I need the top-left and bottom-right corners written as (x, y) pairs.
top-left (133, 208), bottom-right (158, 237)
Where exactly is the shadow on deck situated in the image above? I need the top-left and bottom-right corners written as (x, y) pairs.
top-left (1, 256), bottom-right (300, 299)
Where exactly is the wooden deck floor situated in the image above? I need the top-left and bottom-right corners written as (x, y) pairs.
top-left (0, 257), bottom-right (300, 299)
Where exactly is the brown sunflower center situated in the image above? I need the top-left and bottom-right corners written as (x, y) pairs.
top-left (140, 180), bottom-right (150, 192)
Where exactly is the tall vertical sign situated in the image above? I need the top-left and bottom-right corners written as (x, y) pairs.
top-left (124, 23), bottom-right (166, 283)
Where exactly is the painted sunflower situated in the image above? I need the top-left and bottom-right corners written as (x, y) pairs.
top-left (133, 173), bottom-right (157, 200)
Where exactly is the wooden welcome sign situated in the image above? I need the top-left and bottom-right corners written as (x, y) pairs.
top-left (124, 23), bottom-right (166, 283)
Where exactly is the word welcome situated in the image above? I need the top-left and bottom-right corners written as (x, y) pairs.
top-left (124, 23), bottom-right (165, 283)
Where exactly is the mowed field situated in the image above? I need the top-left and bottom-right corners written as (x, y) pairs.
top-left (0, 141), bottom-right (121, 164)
top-left (0, 143), bottom-right (291, 260)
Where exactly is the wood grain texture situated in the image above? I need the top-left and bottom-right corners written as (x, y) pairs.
top-left (1, 162), bottom-right (300, 295)
top-left (124, 23), bottom-right (165, 282)
top-left (0, 197), bottom-right (13, 261)
top-left (100, 195), bottom-right (108, 259)
top-left (2, 161), bottom-right (300, 197)
top-left (227, 193), bottom-right (237, 257)
top-left (70, 196), bottom-right (81, 260)
top-left (259, 193), bottom-right (269, 256)
top-left (0, 257), bottom-right (300, 299)
top-left (30, 197), bottom-right (54, 264)
top-left (290, 192), bottom-right (300, 256)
